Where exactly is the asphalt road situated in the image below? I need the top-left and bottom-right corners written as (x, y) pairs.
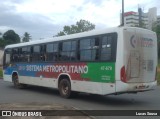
top-left (0, 79), bottom-right (160, 119)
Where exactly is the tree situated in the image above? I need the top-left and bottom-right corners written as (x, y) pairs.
top-left (0, 32), bottom-right (3, 48)
top-left (152, 24), bottom-right (160, 59)
top-left (22, 32), bottom-right (31, 42)
top-left (152, 24), bottom-right (160, 41)
top-left (0, 37), bottom-right (5, 48)
top-left (3, 30), bottom-right (20, 45)
top-left (56, 19), bottom-right (95, 36)
top-left (56, 31), bottom-right (65, 36)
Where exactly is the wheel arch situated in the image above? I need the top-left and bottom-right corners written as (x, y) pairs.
top-left (57, 73), bottom-right (72, 89)
top-left (12, 71), bottom-right (19, 81)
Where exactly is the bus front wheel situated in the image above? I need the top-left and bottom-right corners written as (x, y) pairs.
top-left (59, 79), bottom-right (71, 98)
top-left (12, 75), bottom-right (26, 89)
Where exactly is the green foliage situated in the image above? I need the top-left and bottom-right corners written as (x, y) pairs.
top-left (3, 30), bottom-right (20, 44)
top-left (0, 68), bottom-right (3, 78)
top-left (157, 60), bottom-right (160, 85)
top-left (153, 25), bottom-right (160, 41)
top-left (56, 19), bottom-right (95, 36)
top-left (22, 32), bottom-right (31, 42)
top-left (0, 38), bottom-right (5, 48)
top-left (156, 23), bottom-right (160, 84)
top-left (157, 73), bottom-right (160, 85)
top-left (0, 32), bottom-right (4, 48)
top-left (0, 36), bottom-right (7, 48)
top-left (0, 30), bottom-right (20, 48)
top-left (152, 24), bottom-right (160, 59)
top-left (57, 31), bottom-right (65, 36)
top-left (158, 42), bottom-right (160, 60)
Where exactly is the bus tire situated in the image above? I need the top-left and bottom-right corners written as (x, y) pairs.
top-left (12, 74), bottom-right (27, 89)
top-left (59, 78), bottom-right (71, 98)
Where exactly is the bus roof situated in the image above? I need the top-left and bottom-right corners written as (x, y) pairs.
top-left (4, 26), bottom-right (155, 49)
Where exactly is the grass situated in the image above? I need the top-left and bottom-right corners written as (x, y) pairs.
top-left (0, 68), bottom-right (3, 79)
top-left (157, 60), bottom-right (160, 85)
top-left (157, 73), bottom-right (160, 85)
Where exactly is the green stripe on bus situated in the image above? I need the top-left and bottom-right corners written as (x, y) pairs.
top-left (81, 63), bottom-right (115, 83)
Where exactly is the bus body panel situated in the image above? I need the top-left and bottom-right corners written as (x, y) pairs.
top-left (3, 74), bottom-right (12, 82)
top-left (3, 66), bottom-right (17, 82)
top-left (115, 27), bottom-right (157, 93)
top-left (3, 62), bottom-right (116, 95)
top-left (116, 80), bottom-right (157, 93)
top-left (18, 76), bottom-right (57, 88)
top-left (123, 28), bottom-right (157, 83)
top-left (2, 27), bottom-right (157, 96)
top-left (115, 28), bottom-right (124, 82)
top-left (71, 80), bottom-right (115, 95)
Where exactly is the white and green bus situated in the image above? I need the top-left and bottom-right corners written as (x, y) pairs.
top-left (3, 27), bottom-right (158, 98)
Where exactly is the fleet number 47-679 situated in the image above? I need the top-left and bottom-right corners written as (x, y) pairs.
top-left (101, 66), bottom-right (112, 71)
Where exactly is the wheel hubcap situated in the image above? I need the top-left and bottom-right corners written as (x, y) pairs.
top-left (62, 83), bottom-right (68, 94)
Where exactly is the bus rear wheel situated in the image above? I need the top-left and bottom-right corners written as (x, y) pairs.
top-left (59, 79), bottom-right (72, 98)
top-left (12, 75), bottom-right (26, 89)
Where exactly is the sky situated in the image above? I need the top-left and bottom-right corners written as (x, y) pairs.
top-left (0, 0), bottom-right (160, 40)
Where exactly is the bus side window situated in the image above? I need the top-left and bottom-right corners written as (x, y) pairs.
top-left (53, 43), bottom-right (59, 61)
top-left (27, 46), bottom-right (31, 62)
top-left (18, 48), bottom-right (23, 62)
top-left (60, 41), bottom-right (76, 61)
top-left (12, 48), bottom-right (19, 62)
top-left (46, 43), bottom-right (59, 61)
top-left (4, 49), bottom-right (11, 67)
top-left (93, 37), bottom-right (100, 60)
top-left (79, 37), bottom-right (99, 61)
top-left (41, 45), bottom-right (46, 61)
top-left (80, 38), bottom-right (92, 61)
top-left (30, 46), bottom-right (33, 62)
top-left (71, 41), bottom-right (76, 61)
top-left (21, 47), bottom-right (29, 62)
top-left (32, 45), bottom-right (41, 62)
top-left (60, 41), bottom-right (72, 61)
top-left (100, 35), bottom-right (112, 61)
